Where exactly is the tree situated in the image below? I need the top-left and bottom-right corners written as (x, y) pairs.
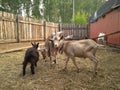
top-left (0, 0), bottom-right (22, 14)
top-left (72, 11), bottom-right (87, 24)
top-left (0, 0), bottom-right (107, 23)
top-left (71, 0), bottom-right (107, 24)
top-left (32, 0), bottom-right (41, 19)
top-left (59, 0), bottom-right (73, 23)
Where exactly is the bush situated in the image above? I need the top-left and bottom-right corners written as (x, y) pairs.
top-left (71, 11), bottom-right (88, 25)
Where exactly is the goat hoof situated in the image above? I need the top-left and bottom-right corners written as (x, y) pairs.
top-left (23, 74), bottom-right (25, 76)
top-left (92, 72), bottom-right (98, 78)
top-left (53, 59), bottom-right (56, 64)
top-left (51, 60), bottom-right (56, 65)
top-left (62, 68), bottom-right (67, 72)
top-left (76, 69), bottom-right (80, 73)
top-left (23, 73), bottom-right (25, 76)
top-left (95, 71), bottom-right (98, 75)
top-left (32, 72), bottom-right (35, 75)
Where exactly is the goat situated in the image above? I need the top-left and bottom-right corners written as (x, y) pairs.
top-left (52, 37), bottom-right (101, 76)
top-left (44, 31), bottom-right (64, 64)
top-left (44, 35), bottom-right (56, 64)
top-left (97, 32), bottom-right (107, 45)
top-left (23, 42), bottom-right (39, 76)
top-left (40, 49), bottom-right (46, 59)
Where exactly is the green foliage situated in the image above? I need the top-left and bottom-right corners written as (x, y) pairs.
top-left (72, 11), bottom-right (88, 24)
top-left (32, 0), bottom-right (41, 19)
top-left (0, 0), bottom-right (22, 14)
top-left (43, 0), bottom-right (60, 22)
top-left (74, 0), bottom-right (106, 16)
top-left (43, 0), bottom-right (73, 23)
top-left (0, 0), bottom-right (107, 22)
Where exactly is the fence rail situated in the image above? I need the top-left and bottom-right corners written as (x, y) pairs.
top-left (91, 30), bottom-right (120, 48)
top-left (0, 11), bottom-right (59, 43)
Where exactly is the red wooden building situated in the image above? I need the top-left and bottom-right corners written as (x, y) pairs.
top-left (89, 0), bottom-right (120, 47)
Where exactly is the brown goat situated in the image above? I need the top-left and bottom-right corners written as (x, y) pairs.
top-left (53, 38), bottom-right (101, 76)
top-left (40, 49), bottom-right (46, 59)
top-left (44, 34), bottom-right (58, 64)
top-left (44, 31), bottom-right (72, 64)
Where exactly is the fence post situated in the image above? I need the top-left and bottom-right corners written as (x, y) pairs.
top-left (87, 24), bottom-right (90, 39)
top-left (16, 13), bottom-right (19, 43)
top-left (58, 23), bottom-right (61, 31)
top-left (43, 21), bottom-right (46, 40)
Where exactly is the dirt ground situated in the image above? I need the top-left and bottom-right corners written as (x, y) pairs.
top-left (0, 43), bottom-right (120, 90)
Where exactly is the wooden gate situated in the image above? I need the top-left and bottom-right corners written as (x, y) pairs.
top-left (60, 23), bottom-right (88, 40)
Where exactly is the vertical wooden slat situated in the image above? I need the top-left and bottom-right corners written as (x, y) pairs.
top-left (43, 21), bottom-right (46, 40)
top-left (0, 11), bottom-right (60, 43)
top-left (16, 14), bottom-right (19, 42)
top-left (61, 23), bottom-right (88, 40)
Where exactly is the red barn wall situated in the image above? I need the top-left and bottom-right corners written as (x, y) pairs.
top-left (89, 8), bottom-right (120, 46)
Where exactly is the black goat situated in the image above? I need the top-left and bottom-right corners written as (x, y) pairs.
top-left (23, 42), bottom-right (39, 76)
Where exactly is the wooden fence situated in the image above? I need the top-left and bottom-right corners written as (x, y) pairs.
top-left (61, 23), bottom-right (88, 40)
top-left (0, 11), bottom-right (59, 43)
top-left (0, 11), bottom-right (89, 43)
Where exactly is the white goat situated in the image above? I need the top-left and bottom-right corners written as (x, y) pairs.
top-left (97, 32), bottom-right (106, 45)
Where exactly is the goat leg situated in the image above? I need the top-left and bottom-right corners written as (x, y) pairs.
top-left (30, 64), bottom-right (35, 75)
top-left (63, 57), bottom-right (70, 71)
top-left (87, 53), bottom-right (98, 76)
top-left (23, 61), bottom-right (28, 76)
top-left (71, 57), bottom-right (79, 72)
top-left (35, 61), bottom-right (37, 67)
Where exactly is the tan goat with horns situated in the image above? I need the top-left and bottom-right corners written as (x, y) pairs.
top-left (52, 35), bottom-right (102, 76)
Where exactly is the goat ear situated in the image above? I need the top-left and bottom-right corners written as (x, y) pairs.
top-left (64, 35), bottom-right (73, 40)
top-left (37, 43), bottom-right (39, 46)
top-left (31, 42), bottom-right (34, 46)
top-left (59, 35), bottom-right (64, 41)
top-left (49, 38), bottom-right (53, 41)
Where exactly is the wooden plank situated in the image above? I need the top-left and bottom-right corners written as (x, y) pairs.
top-left (0, 22), bottom-right (1, 39)
top-left (92, 30), bottom-right (120, 39)
top-left (19, 20), bottom-right (43, 26)
top-left (0, 39), bottom-right (17, 43)
top-left (0, 46), bottom-right (31, 54)
top-left (0, 17), bottom-right (15, 22)
top-left (0, 44), bottom-right (45, 54)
